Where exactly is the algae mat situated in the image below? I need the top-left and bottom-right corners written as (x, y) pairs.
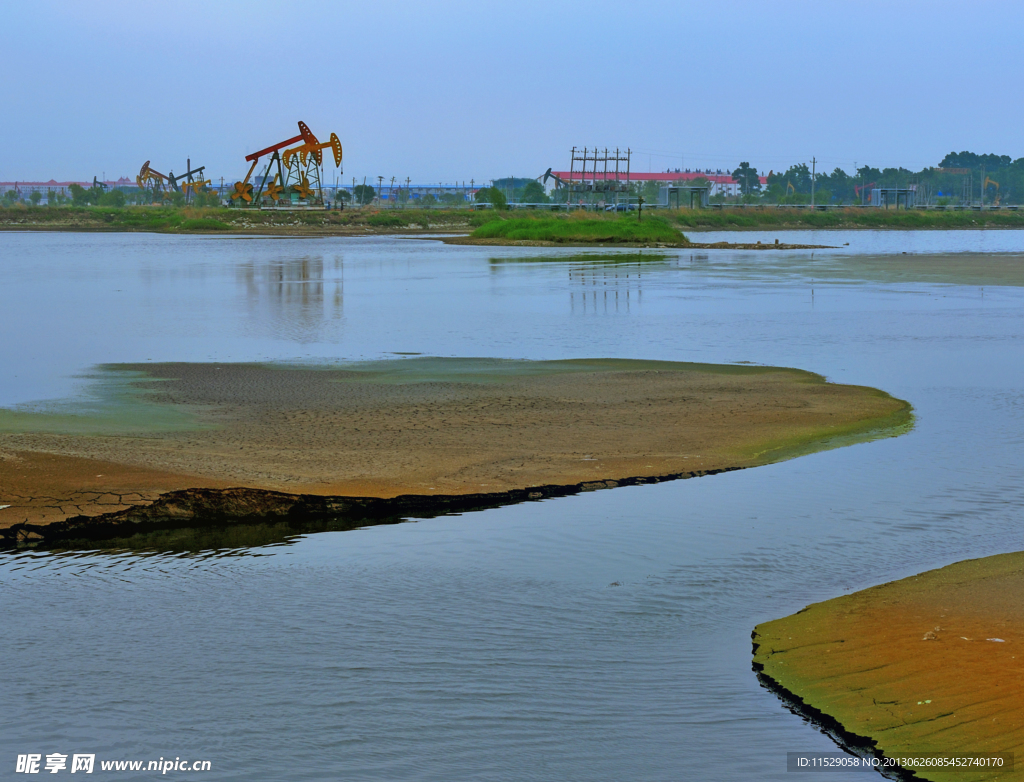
top-left (0, 357), bottom-right (910, 528)
top-left (754, 553), bottom-right (1024, 781)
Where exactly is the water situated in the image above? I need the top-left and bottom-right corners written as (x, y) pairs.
top-left (2, 230), bottom-right (1024, 780)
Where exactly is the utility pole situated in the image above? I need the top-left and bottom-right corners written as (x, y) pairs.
top-left (377, 175), bottom-right (384, 206)
top-left (405, 177), bottom-right (411, 209)
top-left (390, 176), bottom-right (396, 208)
top-left (811, 157), bottom-right (816, 207)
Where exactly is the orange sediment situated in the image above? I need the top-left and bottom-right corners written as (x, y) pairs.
top-left (753, 553), bottom-right (1024, 781)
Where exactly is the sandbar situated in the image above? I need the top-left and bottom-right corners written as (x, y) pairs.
top-left (753, 553), bottom-right (1024, 780)
top-left (0, 358), bottom-right (909, 544)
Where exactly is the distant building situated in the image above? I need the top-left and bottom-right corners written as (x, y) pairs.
top-left (0, 177), bottom-right (135, 201)
top-left (659, 185), bottom-right (710, 208)
top-left (870, 187), bottom-right (916, 209)
top-left (332, 183), bottom-right (480, 203)
top-left (547, 170), bottom-right (767, 198)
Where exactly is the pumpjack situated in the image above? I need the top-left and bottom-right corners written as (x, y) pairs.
top-left (137, 159), bottom-right (211, 203)
top-left (538, 168), bottom-right (567, 189)
top-left (231, 121), bottom-right (342, 207)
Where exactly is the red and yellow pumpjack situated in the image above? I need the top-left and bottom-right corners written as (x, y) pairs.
top-left (231, 121), bottom-right (342, 207)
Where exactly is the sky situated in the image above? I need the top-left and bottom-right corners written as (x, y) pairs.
top-left (3, 1), bottom-right (1024, 184)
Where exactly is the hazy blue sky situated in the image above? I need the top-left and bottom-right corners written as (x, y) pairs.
top-left (3, 1), bottom-right (1023, 184)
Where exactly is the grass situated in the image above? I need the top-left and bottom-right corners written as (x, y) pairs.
top-left (365, 212), bottom-right (406, 227)
top-left (470, 213), bottom-right (687, 244)
top-left (0, 205), bottom-right (477, 233)
top-left (672, 205), bottom-right (1024, 230)
top-left (179, 218), bottom-right (231, 230)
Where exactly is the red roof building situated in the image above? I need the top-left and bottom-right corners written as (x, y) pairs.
top-left (549, 171), bottom-right (767, 198)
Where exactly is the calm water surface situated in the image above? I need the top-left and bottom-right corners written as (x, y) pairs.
top-left (2, 230), bottom-right (1024, 780)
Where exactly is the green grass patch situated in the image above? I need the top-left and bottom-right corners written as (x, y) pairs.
top-left (470, 214), bottom-right (687, 243)
top-left (366, 212), bottom-right (407, 227)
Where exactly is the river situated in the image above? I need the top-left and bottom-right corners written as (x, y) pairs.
top-left (2, 230), bottom-right (1023, 780)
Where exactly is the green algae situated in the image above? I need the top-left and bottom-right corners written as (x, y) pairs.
top-left (1, 359), bottom-right (912, 468)
top-left (0, 368), bottom-right (209, 435)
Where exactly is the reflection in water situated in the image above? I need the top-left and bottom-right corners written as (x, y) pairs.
top-left (565, 254), bottom-right (686, 314)
top-left (238, 254), bottom-right (344, 343)
top-left (13, 488), bottom-right (549, 557)
top-left (489, 251), bottom-right (715, 315)
top-left (20, 516), bottom-right (402, 558)
top-left (569, 264), bottom-right (646, 314)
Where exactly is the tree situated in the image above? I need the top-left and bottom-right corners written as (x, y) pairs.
top-left (642, 179), bottom-right (662, 204)
top-left (352, 184), bottom-right (376, 205)
top-left (822, 168), bottom-right (853, 203)
top-left (190, 190), bottom-right (221, 208)
top-left (939, 151), bottom-right (1012, 170)
top-left (731, 162), bottom-right (761, 195)
top-left (520, 180), bottom-right (552, 202)
top-left (2, 189), bottom-right (19, 205)
top-left (164, 189), bottom-right (186, 207)
top-left (29, 190), bottom-right (42, 205)
top-left (133, 188), bottom-right (159, 205)
top-left (98, 189), bottom-right (126, 207)
top-left (520, 181), bottom-right (548, 203)
top-left (475, 186), bottom-right (507, 209)
top-left (69, 183), bottom-right (91, 206)
top-left (783, 163), bottom-right (812, 193)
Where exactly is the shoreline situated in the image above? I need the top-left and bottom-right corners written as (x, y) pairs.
top-left (0, 221), bottom-right (834, 248)
top-left (443, 236), bottom-right (836, 249)
top-left (1, 466), bottom-right (738, 550)
top-left (0, 224), bottom-right (837, 249)
top-left (6, 205), bottom-right (1024, 239)
top-left (751, 658), bottom-right (917, 781)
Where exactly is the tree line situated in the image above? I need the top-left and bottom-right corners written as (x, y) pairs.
top-left (731, 151), bottom-right (1024, 205)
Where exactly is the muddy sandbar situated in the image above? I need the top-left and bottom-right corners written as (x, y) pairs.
top-left (0, 358), bottom-right (910, 538)
top-left (753, 553), bottom-right (1024, 780)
